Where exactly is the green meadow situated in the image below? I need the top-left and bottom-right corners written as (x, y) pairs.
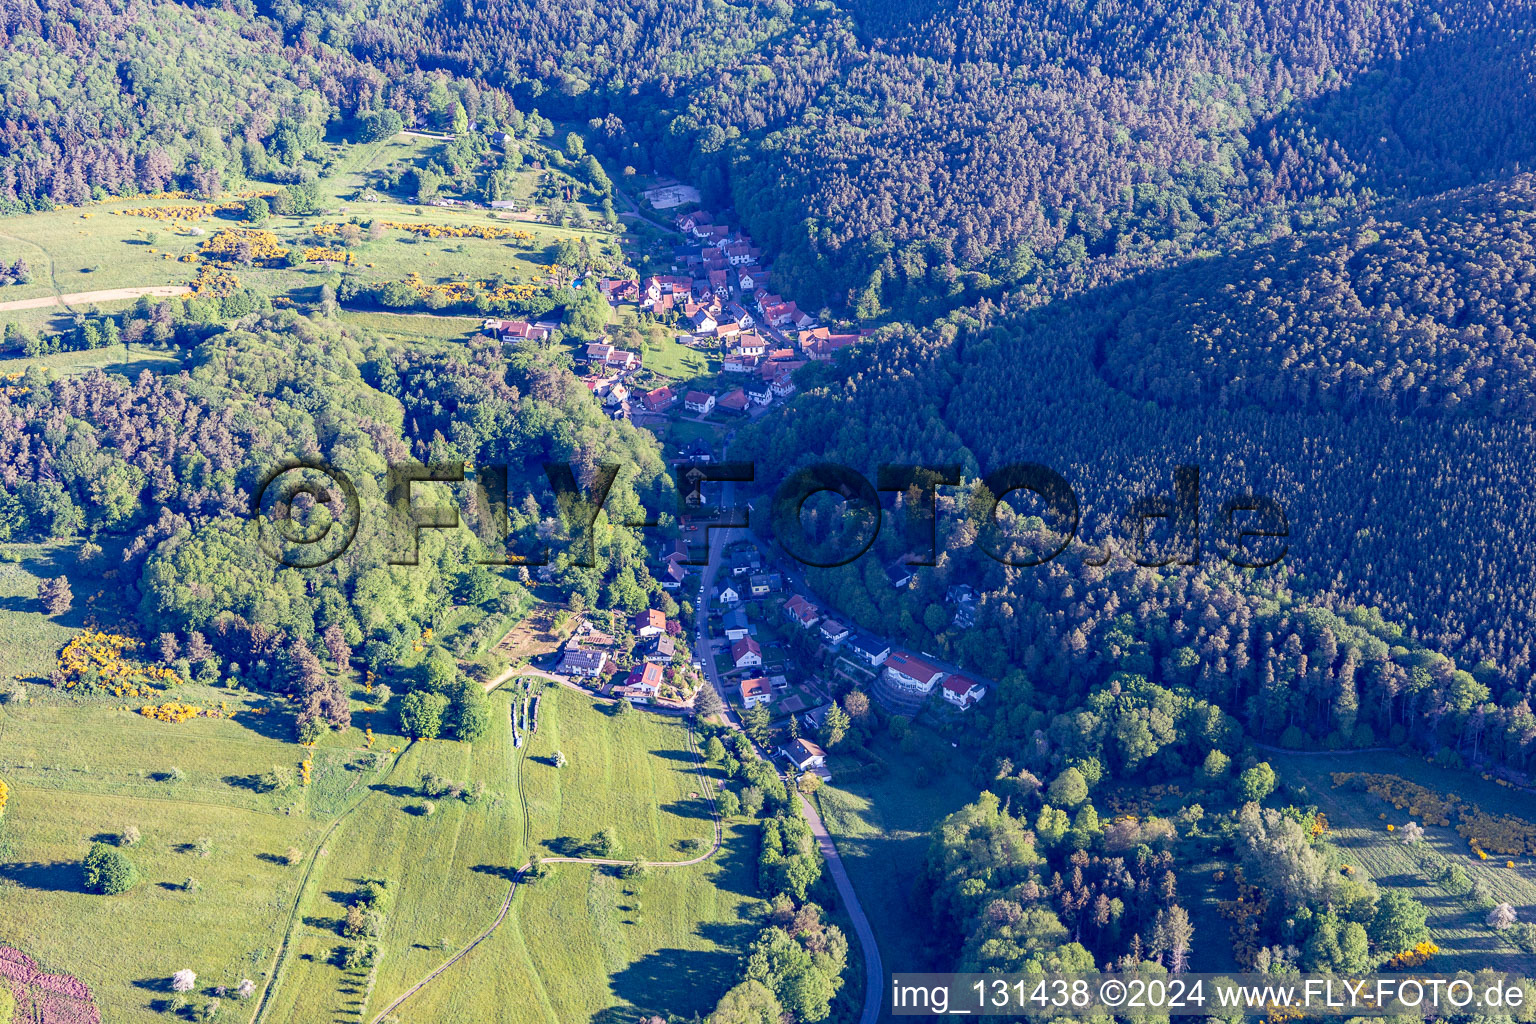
top-left (1273, 750), bottom-right (1536, 972)
top-left (811, 725), bottom-right (974, 979)
top-left (523, 685), bottom-right (718, 863)
top-left (0, 659), bottom-right (755, 1023)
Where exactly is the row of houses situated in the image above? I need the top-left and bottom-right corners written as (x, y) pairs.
top-left (781, 594), bottom-right (987, 711)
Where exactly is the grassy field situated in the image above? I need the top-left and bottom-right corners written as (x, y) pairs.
top-left (1273, 750), bottom-right (1536, 971)
top-left (525, 684), bottom-right (718, 862)
top-left (0, 546), bottom-right (83, 679)
top-left (812, 727), bottom-right (975, 980)
top-left (0, 128), bottom-right (622, 353)
top-left (0, 696), bottom-right (348, 1022)
top-left (334, 308), bottom-right (483, 341)
top-left (261, 693), bottom-right (523, 1024)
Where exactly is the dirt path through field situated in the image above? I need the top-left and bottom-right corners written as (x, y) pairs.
top-left (0, 286), bottom-right (191, 312)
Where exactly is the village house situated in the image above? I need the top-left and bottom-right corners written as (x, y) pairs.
top-left (735, 333), bottom-right (767, 357)
top-left (801, 331), bottom-right (859, 361)
top-left (599, 278), bottom-right (639, 304)
top-left (645, 633), bottom-right (676, 663)
top-left (942, 674), bottom-right (987, 710)
top-left (717, 388), bottom-right (750, 415)
top-left (603, 383), bottom-right (630, 408)
top-left (779, 737), bottom-right (829, 777)
top-left (727, 302), bottom-right (755, 327)
top-left (819, 618), bottom-right (851, 648)
top-left (738, 268), bottom-right (758, 292)
top-left (731, 636), bottom-right (763, 670)
top-left (763, 301), bottom-right (799, 327)
top-left (718, 582), bottom-right (741, 605)
top-left (661, 555), bottom-right (688, 590)
top-left (634, 608), bottom-right (667, 637)
top-left (748, 573), bottom-right (772, 597)
top-left (709, 268), bottom-right (730, 297)
top-left (642, 386), bottom-right (677, 413)
top-left (682, 438), bottom-right (713, 462)
top-left (483, 319), bottom-right (552, 343)
top-left (684, 390), bottom-right (716, 415)
top-left (645, 274), bottom-right (694, 307)
top-left (619, 661), bottom-right (665, 703)
top-left (740, 676), bottom-right (772, 709)
top-left (723, 354), bottom-right (761, 374)
top-left (745, 380), bottom-right (773, 406)
top-left (844, 633), bottom-right (890, 667)
top-left (731, 548), bottom-right (762, 576)
top-left (948, 584), bottom-right (978, 629)
top-left (606, 349), bottom-right (641, 373)
top-left (883, 650), bottom-right (947, 695)
top-left (770, 371), bottom-right (797, 398)
top-left (689, 308), bottom-right (718, 335)
top-left (886, 562), bottom-right (914, 589)
top-left (716, 322), bottom-right (743, 345)
top-left (558, 647), bottom-right (608, 678)
top-left (722, 607), bottom-right (750, 641)
top-left (784, 594), bottom-right (821, 629)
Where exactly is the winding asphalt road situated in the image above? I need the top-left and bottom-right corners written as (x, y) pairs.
top-left (692, 468), bottom-right (886, 1024)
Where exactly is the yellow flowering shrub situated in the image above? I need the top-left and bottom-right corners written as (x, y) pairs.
top-left (139, 699), bottom-right (222, 723)
top-left (1456, 806), bottom-right (1536, 856)
top-left (55, 631), bottom-right (183, 697)
top-left (1385, 942), bottom-right (1439, 969)
top-left (1331, 772), bottom-right (1461, 826)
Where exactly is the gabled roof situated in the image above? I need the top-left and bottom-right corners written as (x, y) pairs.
top-left (643, 386), bottom-right (676, 411)
top-left (783, 737), bottom-right (826, 764)
top-left (717, 388), bottom-right (749, 411)
top-left (886, 650), bottom-right (945, 686)
top-left (740, 676), bottom-right (770, 700)
top-left (846, 633), bottom-right (889, 658)
top-left (784, 593), bottom-right (820, 623)
top-left (943, 674), bottom-right (982, 696)
top-left (627, 662), bottom-right (665, 690)
top-left (731, 636), bottom-right (761, 662)
top-left (634, 609), bottom-right (666, 631)
top-left (684, 389), bottom-right (714, 405)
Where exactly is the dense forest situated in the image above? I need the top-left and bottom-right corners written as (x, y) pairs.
top-left (7, 0), bottom-right (1536, 1004)
top-left (0, 0), bottom-right (528, 211)
top-left (300, 0), bottom-right (1536, 316)
top-left (11, 0), bottom-right (1536, 311)
top-left (0, 304), bottom-right (670, 705)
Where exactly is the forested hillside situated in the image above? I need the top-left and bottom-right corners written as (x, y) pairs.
top-left (0, 307), bottom-right (667, 717)
top-left (0, 0), bottom-right (522, 210)
top-left (313, 0), bottom-right (1536, 315)
top-left (737, 174), bottom-right (1536, 768)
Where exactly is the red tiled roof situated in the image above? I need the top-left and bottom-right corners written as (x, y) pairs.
top-left (634, 609), bottom-right (666, 631)
top-left (717, 388), bottom-right (749, 411)
top-left (943, 674), bottom-right (981, 696)
top-left (740, 676), bottom-right (770, 700)
top-left (887, 650), bottom-right (945, 686)
top-left (731, 636), bottom-right (761, 662)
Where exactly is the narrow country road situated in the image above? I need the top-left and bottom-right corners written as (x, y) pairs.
top-left (691, 461), bottom-right (886, 1024)
top-left (799, 792), bottom-right (885, 1024)
top-left (0, 285), bottom-right (190, 312)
